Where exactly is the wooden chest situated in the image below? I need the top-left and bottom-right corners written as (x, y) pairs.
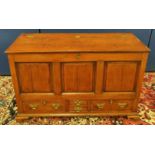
top-left (6, 33), bottom-right (150, 120)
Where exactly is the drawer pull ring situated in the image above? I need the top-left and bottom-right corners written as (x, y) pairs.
top-left (96, 103), bottom-right (104, 109)
top-left (110, 100), bottom-right (113, 104)
top-left (52, 103), bottom-right (60, 110)
top-left (29, 104), bottom-right (38, 110)
top-left (118, 103), bottom-right (128, 109)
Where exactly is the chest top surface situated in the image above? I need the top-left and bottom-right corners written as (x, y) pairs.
top-left (6, 33), bottom-right (150, 53)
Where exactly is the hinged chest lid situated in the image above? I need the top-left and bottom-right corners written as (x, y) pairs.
top-left (6, 33), bottom-right (150, 53)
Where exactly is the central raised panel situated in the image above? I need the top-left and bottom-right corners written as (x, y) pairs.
top-left (62, 62), bottom-right (95, 93)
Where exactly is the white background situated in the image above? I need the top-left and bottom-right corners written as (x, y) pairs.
top-left (0, 0), bottom-right (155, 28)
top-left (0, 0), bottom-right (155, 155)
top-left (0, 126), bottom-right (155, 155)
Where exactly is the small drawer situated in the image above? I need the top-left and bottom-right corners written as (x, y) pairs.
top-left (22, 99), bottom-right (66, 113)
top-left (110, 99), bottom-right (132, 111)
top-left (91, 100), bottom-right (110, 112)
top-left (68, 100), bottom-right (89, 113)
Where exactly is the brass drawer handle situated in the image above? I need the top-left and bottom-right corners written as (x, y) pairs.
top-left (118, 103), bottom-right (128, 109)
top-left (52, 103), bottom-right (60, 110)
top-left (74, 100), bottom-right (83, 106)
top-left (29, 104), bottom-right (38, 110)
top-left (96, 103), bottom-right (104, 109)
top-left (74, 106), bottom-right (82, 112)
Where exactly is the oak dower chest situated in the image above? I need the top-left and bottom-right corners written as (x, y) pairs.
top-left (6, 33), bottom-right (150, 121)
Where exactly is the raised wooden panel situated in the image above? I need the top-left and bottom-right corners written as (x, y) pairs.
top-left (104, 62), bottom-right (138, 92)
top-left (62, 62), bottom-right (95, 92)
top-left (16, 63), bottom-right (33, 92)
top-left (16, 63), bottom-right (52, 93)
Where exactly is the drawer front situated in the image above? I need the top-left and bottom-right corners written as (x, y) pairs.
top-left (22, 99), bottom-right (66, 113)
top-left (21, 98), bottom-right (134, 114)
top-left (91, 100), bottom-right (110, 112)
top-left (110, 99), bottom-right (132, 111)
top-left (68, 100), bottom-right (89, 113)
